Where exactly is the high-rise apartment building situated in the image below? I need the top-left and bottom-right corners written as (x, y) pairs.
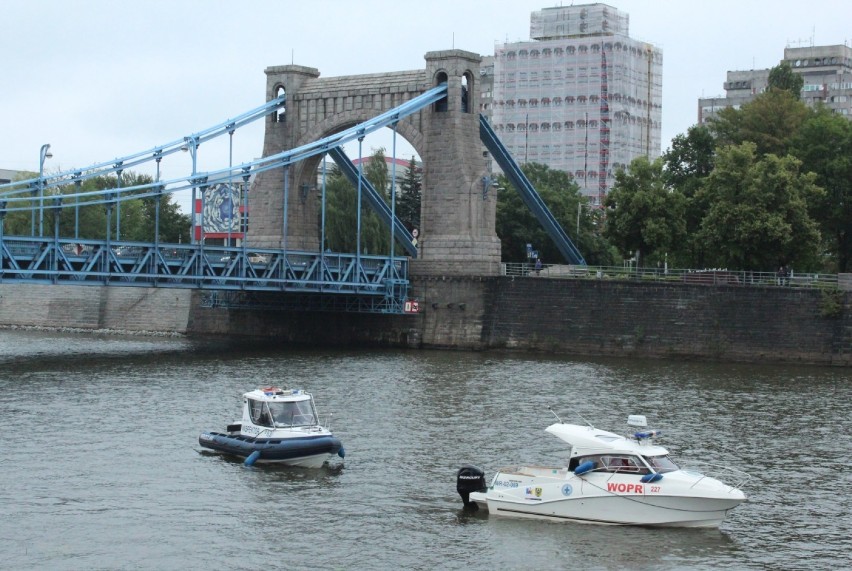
top-left (483, 3), bottom-right (663, 206)
top-left (698, 44), bottom-right (852, 124)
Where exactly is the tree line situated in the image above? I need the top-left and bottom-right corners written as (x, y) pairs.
top-left (3, 172), bottom-right (190, 243)
top-left (603, 62), bottom-right (850, 273)
top-left (496, 61), bottom-right (850, 273)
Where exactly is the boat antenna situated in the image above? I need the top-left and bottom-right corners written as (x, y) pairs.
top-left (575, 410), bottom-right (595, 429)
top-left (548, 406), bottom-right (563, 423)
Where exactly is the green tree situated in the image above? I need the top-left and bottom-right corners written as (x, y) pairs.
top-left (324, 165), bottom-right (357, 252)
top-left (495, 162), bottom-right (608, 264)
top-left (789, 107), bottom-right (852, 271)
top-left (663, 125), bottom-right (716, 267)
top-left (2, 170), bottom-right (189, 243)
top-left (396, 156), bottom-right (422, 232)
top-left (695, 142), bottom-right (823, 271)
top-left (603, 156), bottom-right (686, 267)
top-left (324, 148), bottom-right (397, 255)
top-left (768, 61), bottom-right (804, 99)
top-left (709, 89), bottom-right (809, 157)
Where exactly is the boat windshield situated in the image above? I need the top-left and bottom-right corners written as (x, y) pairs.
top-left (643, 454), bottom-right (680, 473)
top-left (268, 400), bottom-right (317, 427)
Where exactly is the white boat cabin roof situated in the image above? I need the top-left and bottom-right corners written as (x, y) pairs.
top-left (244, 387), bottom-right (312, 403)
top-left (545, 422), bottom-right (669, 457)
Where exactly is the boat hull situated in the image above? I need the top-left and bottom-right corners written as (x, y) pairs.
top-left (470, 491), bottom-right (740, 528)
top-left (468, 466), bottom-right (746, 528)
top-left (199, 432), bottom-right (343, 468)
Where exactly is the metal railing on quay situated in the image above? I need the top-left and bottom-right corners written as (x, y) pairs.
top-left (501, 263), bottom-right (840, 290)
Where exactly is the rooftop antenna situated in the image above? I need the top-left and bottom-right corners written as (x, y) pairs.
top-left (291, 49), bottom-right (294, 65)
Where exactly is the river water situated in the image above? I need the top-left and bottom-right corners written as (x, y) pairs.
top-left (0, 328), bottom-right (849, 571)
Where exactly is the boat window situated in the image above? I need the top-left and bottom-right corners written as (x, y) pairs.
top-left (248, 399), bottom-right (273, 427)
top-left (269, 400), bottom-right (317, 427)
top-left (600, 455), bottom-right (649, 475)
top-left (643, 455), bottom-right (679, 473)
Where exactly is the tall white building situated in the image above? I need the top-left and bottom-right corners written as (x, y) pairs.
top-left (485, 3), bottom-right (663, 206)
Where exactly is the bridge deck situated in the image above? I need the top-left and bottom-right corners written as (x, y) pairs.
top-left (0, 237), bottom-right (411, 314)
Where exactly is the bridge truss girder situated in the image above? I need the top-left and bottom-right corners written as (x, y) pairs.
top-left (0, 237), bottom-right (410, 314)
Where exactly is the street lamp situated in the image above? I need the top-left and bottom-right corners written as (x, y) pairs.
top-left (38, 144), bottom-right (53, 236)
top-left (182, 138), bottom-right (199, 244)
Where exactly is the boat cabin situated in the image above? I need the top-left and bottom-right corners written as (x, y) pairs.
top-left (567, 453), bottom-right (679, 475)
top-left (243, 387), bottom-right (320, 428)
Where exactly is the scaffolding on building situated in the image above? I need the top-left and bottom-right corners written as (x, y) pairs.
top-left (488, 3), bottom-right (662, 206)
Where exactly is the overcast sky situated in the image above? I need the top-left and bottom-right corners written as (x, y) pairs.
top-left (3, 0), bottom-right (850, 210)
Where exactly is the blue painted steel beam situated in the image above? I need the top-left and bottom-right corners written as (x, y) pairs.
top-left (327, 147), bottom-right (417, 258)
top-left (0, 237), bottom-right (407, 299)
top-left (479, 114), bottom-right (586, 266)
top-left (0, 95), bottom-right (286, 196)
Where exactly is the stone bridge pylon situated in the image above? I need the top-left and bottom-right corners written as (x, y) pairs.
top-left (250, 50), bottom-right (501, 276)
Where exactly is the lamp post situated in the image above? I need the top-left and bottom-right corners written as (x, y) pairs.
top-left (38, 144), bottom-right (53, 236)
top-left (182, 137), bottom-right (198, 244)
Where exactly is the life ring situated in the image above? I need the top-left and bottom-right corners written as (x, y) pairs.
top-left (261, 386), bottom-right (280, 394)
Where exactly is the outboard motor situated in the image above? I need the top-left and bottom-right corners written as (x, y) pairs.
top-left (456, 465), bottom-right (486, 509)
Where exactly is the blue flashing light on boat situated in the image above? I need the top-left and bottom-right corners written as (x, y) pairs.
top-left (634, 429), bottom-right (662, 440)
top-left (574, 460), bottom-right (596, 475)
top-left (641, 472), bottom-right (663, 483)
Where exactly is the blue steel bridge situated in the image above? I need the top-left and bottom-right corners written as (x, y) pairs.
top-left (0, 67), bottom-right (584, 315)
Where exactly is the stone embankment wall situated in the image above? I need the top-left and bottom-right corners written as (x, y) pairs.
top-left (1, 277), bottom-right (849, 366)
top-left (0, 284), bottom-right (191, 334)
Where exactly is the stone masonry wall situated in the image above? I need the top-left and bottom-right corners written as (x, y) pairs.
top-left (1, 277), bottom-right (849, 366)
top-left (0, 284), bottom-right (191, 333)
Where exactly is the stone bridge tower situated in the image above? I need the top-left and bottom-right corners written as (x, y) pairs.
top-left (250, 50), bottom-right (500, 276)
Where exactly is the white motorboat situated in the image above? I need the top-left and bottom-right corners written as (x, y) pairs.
top-left (456, 414), bottom-right (748, 528)
top-left (200, 386), bottom-right (344, 468)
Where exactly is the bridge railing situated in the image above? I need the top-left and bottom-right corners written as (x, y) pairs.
top-left (501, 262), bottom-right (840, 290)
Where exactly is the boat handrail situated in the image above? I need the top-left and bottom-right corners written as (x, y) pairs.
top-left (683, 461), bottom-right (751, 491)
